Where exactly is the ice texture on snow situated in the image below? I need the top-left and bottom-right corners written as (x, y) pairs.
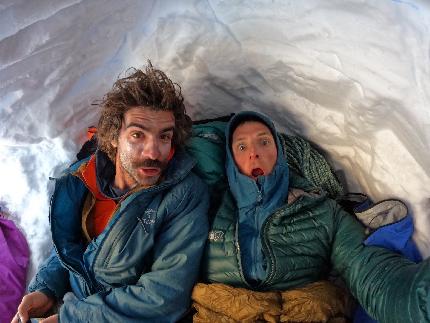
top-left (0, 0), bottom-right (430, 280)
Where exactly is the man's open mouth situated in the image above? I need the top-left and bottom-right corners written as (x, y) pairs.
top-left (138, 168), bottom-right (161, 176)
top-left (251, 168), bottom-right (264, 177)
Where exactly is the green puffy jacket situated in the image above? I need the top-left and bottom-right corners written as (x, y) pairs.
top-left (204, 172), bottom-right (430, 323)
top-left (191, 118), bottom-right (430, 323)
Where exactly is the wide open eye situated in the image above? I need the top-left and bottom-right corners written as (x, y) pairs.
top-left (260, 138), bottom-right (272, 146)
top-left (238, 143), bottom-right (246, 151)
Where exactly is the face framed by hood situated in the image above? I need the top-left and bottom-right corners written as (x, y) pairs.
top-left (225, 111), bottom-right (290, 209)
top-left (230, 120), bottom-right (278, 180)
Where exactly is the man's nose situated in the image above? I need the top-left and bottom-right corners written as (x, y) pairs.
top-left (143, 138), bottom-right (161, 160)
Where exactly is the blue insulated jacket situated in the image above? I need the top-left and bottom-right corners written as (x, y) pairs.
top-left (28, 149), bottom-right (209, 322)
top-left (225, 111), bottom-right (290, 283)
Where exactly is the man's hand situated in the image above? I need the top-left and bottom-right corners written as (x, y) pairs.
top-left (11, 291), bottom-right (55, 323)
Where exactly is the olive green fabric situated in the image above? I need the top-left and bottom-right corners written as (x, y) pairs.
top-left (279, 134), bottom-right (343, 199)
top-left (192, 281), bottom-right (352, 323)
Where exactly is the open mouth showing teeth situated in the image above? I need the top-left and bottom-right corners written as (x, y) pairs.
top-left (251, 168), bottom-right (264, 177)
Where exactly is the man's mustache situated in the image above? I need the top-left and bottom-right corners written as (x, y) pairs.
top-left (133, 159), bottom-right (166, 169)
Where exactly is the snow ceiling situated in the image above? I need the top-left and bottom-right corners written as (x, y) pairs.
top-left (0, 0), bottom-right (429, 278)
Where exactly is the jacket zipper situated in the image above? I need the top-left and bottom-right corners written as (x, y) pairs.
top-left (260, 211), bottom-right (278, 286)
top-left (49, 180), bottom-right (97, 293)
top-left (261, 194), bottom-right (307, 287)
top-left (251, 196), bottom-right (262, 280)
top-left (234, 219), bottom-right (252, 288)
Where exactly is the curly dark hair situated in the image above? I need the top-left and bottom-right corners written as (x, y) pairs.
top-left (97, 62), bottom-right (192, 161)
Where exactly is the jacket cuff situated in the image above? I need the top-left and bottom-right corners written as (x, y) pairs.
top-left (28, 279), bottom-right (58, 300)
top-left (37, 287), bottom-right (57, 300)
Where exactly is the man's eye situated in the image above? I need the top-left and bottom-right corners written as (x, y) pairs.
top-left (238, 144), bottom-right (246, 151)
top-left (131, 132), bottom-right (142, 139)
top-left (160, 134), bottom-right (172, 142)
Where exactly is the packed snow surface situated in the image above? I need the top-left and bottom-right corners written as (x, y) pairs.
top-left (1, 0), bottom-right (430, 280)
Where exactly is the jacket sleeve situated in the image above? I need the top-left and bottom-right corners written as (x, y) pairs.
top-left (59, 178), bottom-right (210, 323)
top-left (330, 201), bottom-right (430, 323)
top-left (27, 249), bottom-right (70, 300)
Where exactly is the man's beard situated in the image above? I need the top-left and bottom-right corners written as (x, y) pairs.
top-left (119, 152), bottom-right (168, 187)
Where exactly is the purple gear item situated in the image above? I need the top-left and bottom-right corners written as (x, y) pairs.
top-left (0, 216), bottom-right (30, 323)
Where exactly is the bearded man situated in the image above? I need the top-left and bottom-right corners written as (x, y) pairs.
top-left (13, 63), bottom-right (209, 323)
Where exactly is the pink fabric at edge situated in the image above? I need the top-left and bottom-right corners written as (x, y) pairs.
top-left (0, 217), bottom-right (30, 323)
